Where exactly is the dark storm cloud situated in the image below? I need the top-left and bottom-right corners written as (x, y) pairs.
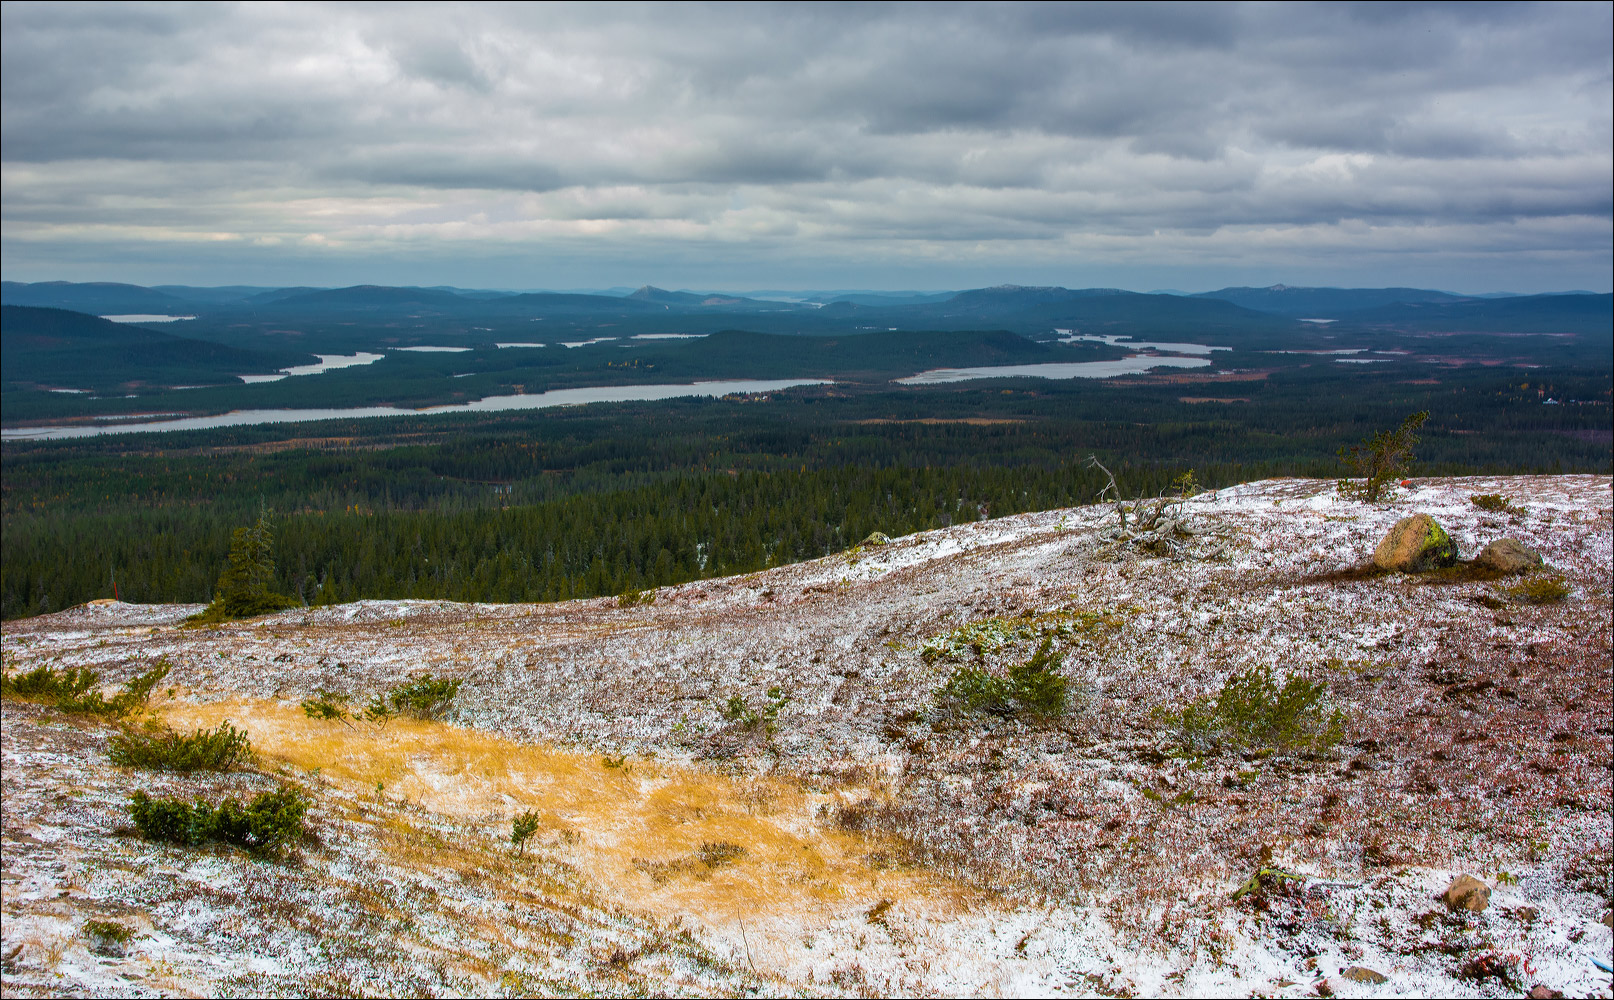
top-left (1, 1), bottom-right (1608, 290)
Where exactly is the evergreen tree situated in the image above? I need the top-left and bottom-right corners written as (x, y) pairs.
top-left (193, 505), bottom-right (298, 622)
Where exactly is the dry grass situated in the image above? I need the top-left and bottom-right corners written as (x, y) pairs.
top-left (159, 699), bottom-right (978, 962)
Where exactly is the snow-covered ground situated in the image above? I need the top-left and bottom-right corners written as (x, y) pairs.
top-left (3, 476), bottom-right (1610, 997)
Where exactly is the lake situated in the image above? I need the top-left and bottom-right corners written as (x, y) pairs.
top-left (895, 356), bottom-right (1212, 384)
top-left (2, 379), bottom-right (830, 441)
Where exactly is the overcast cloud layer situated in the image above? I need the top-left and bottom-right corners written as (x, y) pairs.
top-left (3, 2), bottom-right (1609, 292)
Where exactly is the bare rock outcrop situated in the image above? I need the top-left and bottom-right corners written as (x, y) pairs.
top-left (1442, 874), bottom-right (1491, 912)
top-left (1473, 537), bottom-right (1544, 574)
top-left (1374, 514), bottom-right (1459, 572)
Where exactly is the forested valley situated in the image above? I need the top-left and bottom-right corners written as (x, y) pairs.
top-left (4, 364), bottom-right (1606, 619)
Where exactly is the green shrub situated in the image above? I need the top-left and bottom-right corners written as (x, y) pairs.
top-left (719, 686), bottom-right (789, 732)
top-left (1469, 493), bottom-right (1524, 515)
top-left (383, 675), bottom-right (462, 720)
top-left (617, 587), bottom-right (656, 607)
top-left (300, 691), bottom-right (352, 725)
top-left (1, 661), bottom-right (169, 718)
top-left (1, 664), bottom-right (98, 702)
top-left (303, 675), bottom-right (462, 727)
top-left (1498, 574), bottom-right (1571, 605)
top-left (1159, 665), bottom-right (1344, 754)
top-left (109, 722), bottom-right (251, 772)
top-left (128, 784), bottom-right (310, 857)
top-left (934, 637), bottom-right (1068, 718)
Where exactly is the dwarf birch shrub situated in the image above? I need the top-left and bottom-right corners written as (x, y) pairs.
top-left (1, 661), bottom-right (169, 718)
top-left (1158, 665), bottom-right (1344, 754)
top-left (934, 638), bottom-right (1068, 718)
top-left (128, 784), bottom-right (309, 857)
top-left (110, 721), bottom-right (251, 772)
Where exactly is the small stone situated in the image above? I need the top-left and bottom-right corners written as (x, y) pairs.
top-left (1341, 966), bottom-right (1389, 984)
top-left (1373, 514), bottom-right (1459, 573)
top-left (1602, 909), bottom-right (1612, 928)
top-left (1513, 905), bottom-right (1540, 923)
top-left (1441, 873), bottom-right (1491, 912)
top-left (1528, 986), bottom-right (1564, 999)
top-left (1473, 538), bottom-right (1543, 574)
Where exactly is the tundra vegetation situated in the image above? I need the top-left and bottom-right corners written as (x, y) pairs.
top-left (0, 660), bottom-right (169, 717)
top-left (127, 784), bottom-right (310, 857)
top-left (109, 721), bottom-right (252, 772)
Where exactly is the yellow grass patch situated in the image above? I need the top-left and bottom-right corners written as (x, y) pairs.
top-left (159, 699), bottom-right (976, 966)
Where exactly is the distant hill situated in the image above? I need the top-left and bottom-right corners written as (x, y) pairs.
top-left (829, 285), bottom-right (1293, 340)
top-left (254, 285), bottom-right (486, 312)
top-left (1339, 293), bottom-right (1613, 334)
top-left (1192, 285), bottom-right (1468, 316)
top-left (149, 285), bottom-right (286, 305)
top-left (0, 281), bottom-right (196, 315)
top-left (628, 286), bottom-right (777, 308)
top-left (1, 305), bottom-right (311, 392)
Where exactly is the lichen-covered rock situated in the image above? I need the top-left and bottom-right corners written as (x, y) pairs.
top-left (1374, 514), bottom-right (1459, 572)
top-left (1441, 874), bottom-right (1491, 912)
top-left (1342, 966), bottom-right (1389, 984)
top-left (1474, 538), bottom-right (1543, 574)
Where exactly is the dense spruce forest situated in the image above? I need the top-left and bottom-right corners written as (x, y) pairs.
top-left (4, 362), bottom-right (1607, 620)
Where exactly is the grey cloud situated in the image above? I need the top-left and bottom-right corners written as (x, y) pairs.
top-left (1, 1), bottom-right (1609, 291)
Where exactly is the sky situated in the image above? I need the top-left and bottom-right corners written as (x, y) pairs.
top-left (2, 2), bottom-right (1610, 294)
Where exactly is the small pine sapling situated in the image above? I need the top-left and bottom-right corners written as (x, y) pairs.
top-left (511, 810), bottom-right (541, 857)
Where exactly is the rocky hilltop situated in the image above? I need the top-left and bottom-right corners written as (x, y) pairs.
top-left (3, 475), bottom-right (1610, 997)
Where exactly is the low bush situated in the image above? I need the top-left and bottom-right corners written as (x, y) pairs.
top-left (382, 675), bottom-right (462, 720)
top-left (300, 690), bottom-right (352, 725)
top-left (109, 721), bottom-right (251, 772)
top-left (1469, 493), bottom-right (1524, 515)
top-left (616, 587), bottom-right (656, 607)
top-left (128, 783), bottom-right (309, 857)
top-left (0, 661), bottom-right (169, 718)
top-left (1497, 573), bottom-right (1571, 605)
top-left (720, 686), bottom-right (789, 732)
top-left (1157, 665), bottom-right (1344, 754)
top-left (934, 637), bottom-right (1068, 718)
top-left (301, 675), bottom-right (462, 727)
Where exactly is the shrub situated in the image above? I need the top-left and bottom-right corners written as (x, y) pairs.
top-left (1158, 665), bottom-right (1344, 754)
top-left (82, 920), bottom-right (134, 957)
top-left (383, 675), bottom-right (462, 720)
top-left (720, 686), bottom-right (789, 732)
top-left (1469, 493), bottom-right (1523, 515)
top-left (1337, 411), bottom-right (1428, 502)
top-left (300, 691), bottom-right (352, 725)
top-left (109, 722), bottom-right (251, 772)
top-left (617, 587), bottom-right (656, 607)
top-left (696, 841), bottom-right (747, 869)
top-left (2, 664), bottom-right (98, 702)
top-left (934, 637), bottom-right (1068, 718)
top-left (1, 661), bottom-right (169, 718)
top-left (128, 784), bottom-right (309, 857)
top-left (303, 675), bottom-right (462, 727)
top-left (1498, 574), bottom-right (1571, 605)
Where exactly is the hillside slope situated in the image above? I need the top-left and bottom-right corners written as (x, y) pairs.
top-left (2, 476), bottom-right (1610, 997)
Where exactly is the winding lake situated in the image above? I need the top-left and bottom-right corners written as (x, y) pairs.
top-left (3, 379), bottom-right (830, 441)
top-left (895, 355), bottom-right (1212, 384)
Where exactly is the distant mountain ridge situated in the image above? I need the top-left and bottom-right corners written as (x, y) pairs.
top-left (1191, 284), bottom-right (1469, 315)
top-left (0, 305), bottom-right (309, 391)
